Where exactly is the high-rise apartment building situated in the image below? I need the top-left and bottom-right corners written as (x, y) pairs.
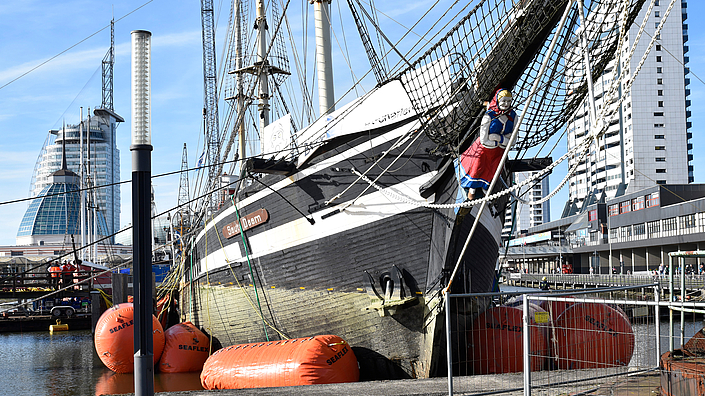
top-left (503, 171), bottom-right (551, 238)
top-left (27, 109), bottom-right (123, 243)
top-left (566, 0), bottom-right (691, 207)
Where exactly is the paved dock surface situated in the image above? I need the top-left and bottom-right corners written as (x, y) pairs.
top-left (106, 371), bottom-right (661, 396)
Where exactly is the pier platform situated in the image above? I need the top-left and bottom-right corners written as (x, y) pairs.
top-left (505, 272), bottom-right (705, 295)
top-left (105, 371), bottom-right (660, 396)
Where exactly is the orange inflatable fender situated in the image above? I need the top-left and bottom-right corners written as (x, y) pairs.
top-left (158, 321), bottom-right (210, 373)
top-left (468, 305), bottom-right (549, 374)
top-left (94, 302), bottom-right (166, 373)
top-left (553, 302), bottom-right (635, 369)
top-left (200, 335), bottom-right (359, 390)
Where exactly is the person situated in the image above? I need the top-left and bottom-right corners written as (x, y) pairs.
top-left (539, 276), bottom-right (549, 291)
top-left (455, 88), bottom-right (517, 200)
top-left (589, 266), bottom-right (594, 276)
top-left (47, 263), bottom-right (61, 290)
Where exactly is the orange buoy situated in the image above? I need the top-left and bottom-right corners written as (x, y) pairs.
top-left (94, 302), bottom-right (166, 373)
top-left (200, 335), bottom-right (359, 390)
top-left (553, 302), bottom-right (634, 369)
top-left (156, 295), bottom-right (170, 330)
top-left (539, 296), bottom-right (574, 320)
top-left (468, 305), bottom-right (549, 374)
top-left (158, 322), bottom-right (210, 373)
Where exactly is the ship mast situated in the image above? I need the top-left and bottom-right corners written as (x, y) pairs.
top-left (235, 0), bottom-right (246, 167)
top-left (313, 0), bottom-right (335, 115)
top-left (256, 0), bottom-right (270, 131)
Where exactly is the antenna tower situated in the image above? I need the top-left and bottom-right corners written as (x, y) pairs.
top-left (178, 143), bottom-right (191, 228)
top-left (101, 19), bottom-right (115, 111)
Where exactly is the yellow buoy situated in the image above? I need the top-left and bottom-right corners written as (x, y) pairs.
top-left (50, 319), bottom-right (69, 333)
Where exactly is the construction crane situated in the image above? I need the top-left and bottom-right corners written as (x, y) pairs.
top-left (200, 0), bottom-right (221, 212)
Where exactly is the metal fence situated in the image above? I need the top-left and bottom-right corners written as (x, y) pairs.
top-left (445, 284), bottom-right (705, 395)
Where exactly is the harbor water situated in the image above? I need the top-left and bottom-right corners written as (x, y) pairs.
top-left (0, 319), bottom-right (702, 395)
top-left (0, 330), bottom-right (203, 395)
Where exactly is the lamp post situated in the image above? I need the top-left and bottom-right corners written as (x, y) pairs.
top-left (131, 29), bottom-right (154, 396)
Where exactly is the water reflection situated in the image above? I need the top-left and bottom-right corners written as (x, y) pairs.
top-left (631, 319), bottom-right (705, 368)
top-left (0, 330), bottom-right (203, 396)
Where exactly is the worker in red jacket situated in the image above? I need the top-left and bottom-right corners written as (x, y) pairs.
top-left (48, 263), bottom-right (61, 290)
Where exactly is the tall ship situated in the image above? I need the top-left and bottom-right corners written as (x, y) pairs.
top-left (180, 0), bottom-right (651, 378)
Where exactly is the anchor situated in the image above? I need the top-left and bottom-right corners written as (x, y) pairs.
top-left (362, 265), bottom-right (418, 317)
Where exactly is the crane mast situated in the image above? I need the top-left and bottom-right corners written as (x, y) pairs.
top-left (200, 0), bottom-right (220, 212)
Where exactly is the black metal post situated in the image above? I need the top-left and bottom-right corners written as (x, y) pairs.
top-left (132, 143), bottom-right (153, 395)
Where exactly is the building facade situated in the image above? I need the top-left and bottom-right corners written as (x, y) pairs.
top-left (566, 1), bottom-right (691, 207)
top-left (503, 171), bottom-right (551, 238)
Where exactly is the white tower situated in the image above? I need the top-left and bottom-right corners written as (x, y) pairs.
top-left (566, 1), bottom-right (691, 206)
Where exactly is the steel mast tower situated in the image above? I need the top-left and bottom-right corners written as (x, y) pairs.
top-left (178, 143), bottom-right (191, 228)
top-left (101, 19), bottom-right (115, 111)
top-left (201, 0), bottom-right (221, 212)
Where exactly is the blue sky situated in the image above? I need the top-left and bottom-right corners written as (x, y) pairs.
top-left (0, 0), bottom-right (703, 246)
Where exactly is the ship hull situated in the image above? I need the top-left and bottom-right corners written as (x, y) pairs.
top-left (183, 116), bottom-right (506, 378)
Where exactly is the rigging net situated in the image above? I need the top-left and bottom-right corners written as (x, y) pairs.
top-left (395, 0), bottom-right (646, 152)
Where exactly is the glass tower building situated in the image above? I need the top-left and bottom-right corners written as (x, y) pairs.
top-left (27, 109), bottom-right (122, 244)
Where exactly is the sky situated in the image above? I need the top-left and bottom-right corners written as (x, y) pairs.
top-left (0, 0), bottom-right (704, 246)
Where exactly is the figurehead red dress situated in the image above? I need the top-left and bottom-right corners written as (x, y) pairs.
top-left (455, 88), bottom-right (516, 194)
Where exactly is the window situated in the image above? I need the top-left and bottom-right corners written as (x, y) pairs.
top-left (657, 78), bottom-right (663, 84)
top-left (657, 180), bottom-right (667, 185)
top-left (609, 228), bottom-right (618, 241)
top-left (620, 201), bottom-right (631, 214)
top-left (647, 220), bottom-right (660, 236)
top-left (680, 214), bottom-right (696, 229)
top-left (608, 204), bottom-right (619, 216)
top-left (10, 251), bottom-right (23, 257)
top-left (658, 90), bottom-right (663, 96)
top-left (634, 223), bottom-right (646, 236)
top-left (655, 11), bottom-right (660, 18)
top-left (654, 123), bottom-right (664, 128)
top-left (646, 192), bottom-right (660, 207)
top-left (658, 101), bottom-right (664, 107)
top-left (657, 67), bottom-right (662, 73)
top-left (655, 134), bottom-right (665, 139)
top-left (654, 112), bottom-right (664, 116)
top-left (621, 226), bottom-right (632, 239)
top-left (632, 196), bottom-right (645, 211)
top-left (656, 157), bottom-right (666, 162)
top-left (588, 209), bottom-right (598, 221)
top-left (656, 56), bottom-right (662, 62)
top-left (655, 146), bottom-right (666, 150)
top-left (656, 169), bottom-right (667, 173)
top-left (663, 217), bottom-right (677, 232)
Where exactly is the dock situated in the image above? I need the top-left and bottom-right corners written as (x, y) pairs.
top-left (505, 272), bottom-right (705, 295)
top-left (103, 371), bottom-right (660, 396)
top-left (0, 313), bottom-right (91, 332)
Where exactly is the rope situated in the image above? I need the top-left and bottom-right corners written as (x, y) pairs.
top-left (231, 200), bottom-right (270, 341)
